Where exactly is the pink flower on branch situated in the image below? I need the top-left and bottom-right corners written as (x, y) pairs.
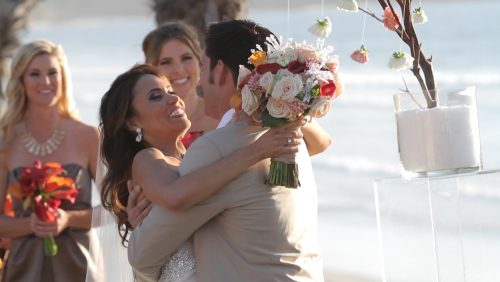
top-left (351, 45), bottom-right (369, 64)
top-left (383, 6), bottom-right (401, 30)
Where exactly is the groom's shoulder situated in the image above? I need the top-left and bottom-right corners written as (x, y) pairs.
top-left (179, 126), bottom-right (238, 174)
top-left (194, 121), bottom-right (246, 146)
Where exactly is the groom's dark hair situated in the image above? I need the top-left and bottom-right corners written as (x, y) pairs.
top-left (205, 19), bottom-right (276, 84)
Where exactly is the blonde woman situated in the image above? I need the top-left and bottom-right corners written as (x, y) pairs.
top-left (0, 40), bottom-right (98, 282)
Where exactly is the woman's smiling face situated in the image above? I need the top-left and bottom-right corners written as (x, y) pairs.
top-left (23, 53), bottom-right (63, 108)
top-left (156, 39), bottom-right (200, 101)
top-left (130, 74), bottom-right (191, 144)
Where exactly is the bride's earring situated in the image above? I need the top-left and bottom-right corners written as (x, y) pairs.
top-left (135, 128), bottom-right (143, 142)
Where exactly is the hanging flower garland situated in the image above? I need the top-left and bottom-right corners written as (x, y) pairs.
top-left (337, 0), bottom-right (437, 109)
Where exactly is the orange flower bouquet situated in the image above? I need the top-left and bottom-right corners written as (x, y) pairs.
top-left (7, 161), bottom-right (78, 256)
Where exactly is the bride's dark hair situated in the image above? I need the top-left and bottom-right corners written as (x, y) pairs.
top-left (99, 64), bottom-right (164, 246)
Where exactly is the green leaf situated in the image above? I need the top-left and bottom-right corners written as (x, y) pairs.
top-left (262, 111), bottom-right (288, 127)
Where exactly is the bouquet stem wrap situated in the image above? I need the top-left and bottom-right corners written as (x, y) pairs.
top-left (267, 153), bottom-right (300, 188)
top-left (44, 234), bottom-right (58, 256)
top-left (263, 114), bottom-right (300, 188)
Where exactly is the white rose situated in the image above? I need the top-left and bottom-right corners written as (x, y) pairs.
top-left (309, 96), bottom-right (332, 118)
top-left (297, 46), bottom-right (317, 63)
top-left (241, 85), bottom-right (260, 115)
top-left (266, 97), bottom-right (292, 119)
top-left (258, 72), bottom-right (275, 94)
top-left (237, 65), bottom-right (252, 86)
top-left (271, 74), bottom-right (303, 101)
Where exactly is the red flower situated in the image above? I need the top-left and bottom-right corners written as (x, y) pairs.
top-left (7, 161), bottom-right (79, 256)
top-left (3, 194), bottom-right (15, 217)
top-left (181, 131), bottom-right (204, 149)
top-left (319, 80), bottom-right (337, 97)
top-left (34, 196), bottom-right (61, 222)
top-left (256, 63), bottom-right (282, 75)
top-left (287, 60), bottom-right (307, 74)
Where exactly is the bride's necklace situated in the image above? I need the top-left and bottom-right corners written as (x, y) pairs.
top-left (22, 123), bottom-right (65, 156)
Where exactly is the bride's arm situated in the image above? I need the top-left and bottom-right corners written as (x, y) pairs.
top-left (132, 122), bottom-right (302, 212)
top-left (302, 119), bottom-right (332, 156)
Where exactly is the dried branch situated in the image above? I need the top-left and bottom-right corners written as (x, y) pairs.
top-left (400, 76), bottom-right (424, 109)
top-left (369, 0), bottom-right (437, 108)
top-left (358, 7), bottom-right (383, 24)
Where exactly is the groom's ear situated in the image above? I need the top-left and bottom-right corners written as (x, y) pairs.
top-left (213, 59), bottom-right (229, 86)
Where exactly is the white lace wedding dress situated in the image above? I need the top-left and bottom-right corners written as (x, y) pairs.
top-left (158, 240), bottom-right (196, 282)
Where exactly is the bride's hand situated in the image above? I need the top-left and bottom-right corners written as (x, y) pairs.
top-left (253, 120), bottom-right (304, 159)
top-left (126, 180), bottom-right (153, 229)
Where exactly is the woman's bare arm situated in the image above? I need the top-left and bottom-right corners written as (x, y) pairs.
top-left (132, 122), bottom-right (303, 211)
top-left (302, 119), bottom-right (332, 156)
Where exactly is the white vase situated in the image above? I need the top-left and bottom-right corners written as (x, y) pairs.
top-left (393, 87), bottom-right (482, 176)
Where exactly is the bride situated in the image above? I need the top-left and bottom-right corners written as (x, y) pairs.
top-left (96, 64), bottom-right (303, 281)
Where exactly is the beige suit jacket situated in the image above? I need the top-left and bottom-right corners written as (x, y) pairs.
top-left (128, 119), bottom-right (324, 282)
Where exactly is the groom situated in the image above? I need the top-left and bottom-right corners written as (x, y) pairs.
top-left (128, 20), bottom-right (324, 282)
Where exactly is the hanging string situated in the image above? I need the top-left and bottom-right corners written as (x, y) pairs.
top-left (360, 0), bottom-right (368, 44)
top-left (321, 0), bottom-right (324, 17)
top-left (399, 0), bottom-right (407, 51)
top-left (287, 0), bottom-right (290, 38)
top-left (419, 0), bottom-right (423, 8)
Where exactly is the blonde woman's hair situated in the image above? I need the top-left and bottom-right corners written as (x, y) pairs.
top-left (0, 39), bottom-right (78, 149)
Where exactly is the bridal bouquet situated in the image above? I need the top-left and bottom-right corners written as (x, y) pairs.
top-left (7, 161), bottom-right (78, 256)
top-left (233, 19), bottom-right (342, 188)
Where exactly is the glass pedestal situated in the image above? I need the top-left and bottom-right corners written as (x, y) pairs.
top-left (374, 169), bottom-right (500, 282)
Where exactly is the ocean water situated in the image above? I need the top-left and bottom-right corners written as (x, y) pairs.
top-left (20, 1), bottom-right (500, 280)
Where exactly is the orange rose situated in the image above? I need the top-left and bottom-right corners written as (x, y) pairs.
top-left (248, 51), bottom-right (267, 67)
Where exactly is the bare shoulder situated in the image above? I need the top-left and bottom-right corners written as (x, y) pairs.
top-left (132, 147), bottom-right (178, 180)
top-left (133, 147), bottom-right (165, 165)
top-left (68, 119), bottom-right (99, 141)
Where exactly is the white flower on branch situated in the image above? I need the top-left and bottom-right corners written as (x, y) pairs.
top-left (388, 51), bottom-right (414, 71)
top-left (412, 7), bottom-right (428, 24)
top-left (336, 0), bottom-right (359, 12)
top-left (308, 17), bottom-right (332, 39)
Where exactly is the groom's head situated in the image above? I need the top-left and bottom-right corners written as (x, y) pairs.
top-left (199, 19), bottom-right (275, 119)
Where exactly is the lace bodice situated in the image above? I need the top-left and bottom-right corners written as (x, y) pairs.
top-left (158, 241), bottom-right (196, 282)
